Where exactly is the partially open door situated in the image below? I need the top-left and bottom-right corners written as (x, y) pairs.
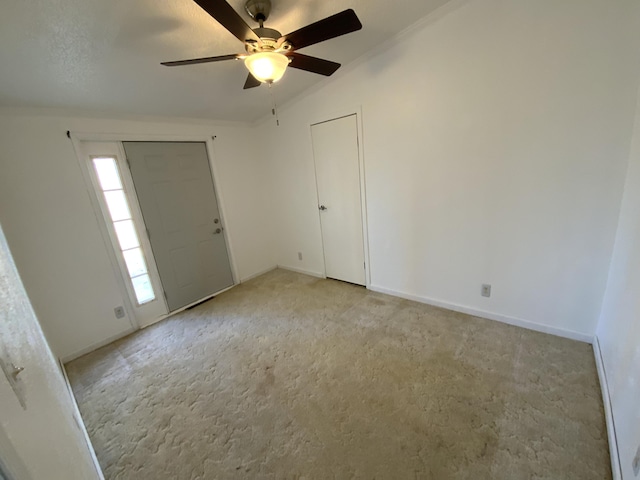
top-left (123, 142), bottom-right (234, 311)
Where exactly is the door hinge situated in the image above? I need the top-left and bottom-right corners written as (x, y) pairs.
top-left (126, 158), bottom-right (131, 169)
top-left (163, 290), bottom-right (168, 301)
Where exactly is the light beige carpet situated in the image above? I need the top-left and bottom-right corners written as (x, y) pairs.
top-left (66, 269), bottom-right (610, 479)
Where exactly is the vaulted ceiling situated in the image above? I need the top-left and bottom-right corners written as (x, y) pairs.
top-left (0, 0), bottom-right (452, 122)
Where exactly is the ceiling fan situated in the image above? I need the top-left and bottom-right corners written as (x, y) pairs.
top-left (161, 0), bottom-right (363, 89)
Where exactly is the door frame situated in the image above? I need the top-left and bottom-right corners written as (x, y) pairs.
top-left (308, 107), bottom-right (371, 288)
top-left (79, 140), bottom-right (168, 327)
top-left (70, 132), bottom-right (240, 328)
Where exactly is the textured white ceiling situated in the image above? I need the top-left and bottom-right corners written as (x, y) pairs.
top-left (0, 0), bottom-right (452, 122)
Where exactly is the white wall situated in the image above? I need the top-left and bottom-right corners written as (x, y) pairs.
top-left (1, 222), bottom-right (100, 480)
top-left (261, 0), bottom-right (640, 339)
top-left (0, 109), bottom-right (276, 360)
top-left (596, 88), bottom-right (640, 478)
top-left (1, 0), bottom-right (639, 402)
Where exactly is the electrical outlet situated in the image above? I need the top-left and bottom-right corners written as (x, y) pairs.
top-left (633, 444), bottom-right (640, 476)
top-left (298, 252), bottom-right (303, 261)
top-left (481, 284), bottom-right (491, 298)
top-left (114, 306), bottom-right (125, 319)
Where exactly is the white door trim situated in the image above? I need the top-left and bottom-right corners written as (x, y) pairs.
top-left (59, 360), bottom-right (105, 480)
top-left (593, 336), bottom-right (621, 480)
top-left (114, 142), bottom-right (169, 324)
top-left (80, 141), bottom-right (169, 327)
top-left (69, 137), bottom-right (141, 330)
top-left (203, 137), bottom-right (241, 286)
top-left (69, 132), bottom-right (241, 328)
top-left (308, 108), bottom-right (371, 288)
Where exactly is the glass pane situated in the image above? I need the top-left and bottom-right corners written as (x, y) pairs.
top-left (113, 220), bottom-right (139, 250)
top-left (132, 274), bottom-right (155, 304)
top-left (123, 248), bottom-right (148, 277)
top-left (104, 190), bottom-right (131, 222)
top-left (93, 157), bottom-right (122, 191)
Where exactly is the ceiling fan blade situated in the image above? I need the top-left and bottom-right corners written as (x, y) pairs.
top-left (193, 0), bottom-right (261, 44)
top-left (243, 73), bottom-right (261, 89)
top-left (286, 52), bottom-right (341, 76)
top-left (281, 9), bottom-right (362, 51)
top-left (161, 54), bottom-right (240, 66)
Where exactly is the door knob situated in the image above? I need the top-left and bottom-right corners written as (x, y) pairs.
top-left (319, 205), bottom-right (328, 211)
top-left (11, 364), bottom-right (24, 378)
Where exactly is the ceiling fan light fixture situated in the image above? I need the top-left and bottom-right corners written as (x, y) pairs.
top-left (244, 51), bottom-right (289, 83)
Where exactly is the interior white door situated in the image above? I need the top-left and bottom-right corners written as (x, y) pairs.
top-left (312, 114), bottom-right (366, 285)
top-left (123, 142), bottom-right (234, 312)
top-left (0, 223), bottom-right (101, 480)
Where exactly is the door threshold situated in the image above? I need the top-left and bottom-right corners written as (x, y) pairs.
top-left (326, 277), bottom-right (366, 288)
top-left (139, 284), bottom-right (236, 328)
top-left (187, 297), bottom-right (215, 310)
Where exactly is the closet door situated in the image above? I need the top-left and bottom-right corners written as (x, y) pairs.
top-left (311, 115), bottom-right (366, 285)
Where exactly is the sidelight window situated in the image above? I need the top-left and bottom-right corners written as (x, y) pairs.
top-left (92, 157), bottom-right (155, 305)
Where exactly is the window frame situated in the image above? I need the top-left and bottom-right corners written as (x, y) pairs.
top-left (82, 143), bottom-right (168, 325)
top-left (91, 155), bottom-right (155, 305)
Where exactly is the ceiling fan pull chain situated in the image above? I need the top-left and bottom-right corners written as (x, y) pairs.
top-left (268, 82), bottom-right (280, 127)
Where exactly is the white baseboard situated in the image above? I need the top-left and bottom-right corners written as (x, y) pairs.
top-left (63, 282), bottom-right (244, 362)
top-left (593, 336), bottom-right (621, 480)
top-left (368, 284), bottom-right (593, 343)
top-left (61, 328), bottom-right (135, 363)
top-left (240, 265), bottom-right (278, 283)
top-left (277, 264), bottom-right (326, 278)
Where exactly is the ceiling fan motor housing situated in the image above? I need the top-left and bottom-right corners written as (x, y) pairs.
top-left (245, 27), bottom-right (292, 54)
top-left (252, 27), bottom-right (280, 39)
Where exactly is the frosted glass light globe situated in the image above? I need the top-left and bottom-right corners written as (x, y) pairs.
top-left (244, 52), bottom-right (289, 83)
